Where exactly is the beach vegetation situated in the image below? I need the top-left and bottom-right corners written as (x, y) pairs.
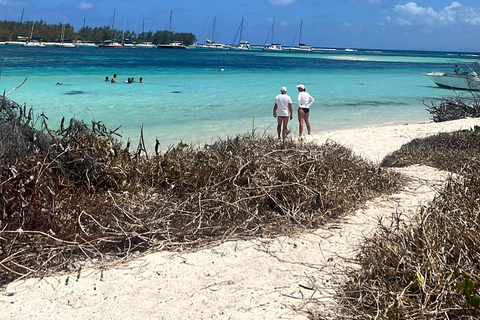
top-left (0, 94), bottom-right (402, 287)
top-left (0, 19), bottom-right (196, 45)
top-left (331, 127), bottom-right (480, 319)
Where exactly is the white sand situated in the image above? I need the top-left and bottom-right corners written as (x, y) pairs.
top-left (0, 118), bottom-right (478, 319)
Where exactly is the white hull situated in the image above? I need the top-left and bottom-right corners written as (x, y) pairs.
top-left (5, 41), bottom-right (26, 46)
top-left (197, 43), bottom-right (226, 50)
top-left (53, 43), bottom-right (76, 48)
top-left (75, 42), bottom-right (97, 47)
top-left (424, 71), bottom-right (480, 90)
top-left (289, 45), bottom-right (313, 52)
top-left (23, 41), bottom-right (45, 47)
top-left (99, 40), bottom-right (125, 48)
top-left (158, 42), bottom-right (186, 49)
top-left (263, 43), bottom-right (282, 51)
top-left (136, 43), bottom-right (156, 49)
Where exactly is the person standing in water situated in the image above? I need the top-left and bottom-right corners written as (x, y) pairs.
top-left (296, 84), bottom-right (315, 136)
top-left (273, 86), bottom-right (293, 140)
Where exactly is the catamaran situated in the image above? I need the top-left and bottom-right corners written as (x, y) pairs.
top-left (135, 16), bottom-right (156, 48)
top-left (289, 20), bottom-right (312, 52)
top-left (98, 8), bottom-right (125, 48)
top-left (53, 18), bottom-right (76, 48)
top-left (158, 10), bottom-right (186, 49)
top-left (196, 17), bottom-right (226, 49)
top-left (263, 20), bottom-right (282, 51)
top-left (230, 17), bottom-right (251, 50)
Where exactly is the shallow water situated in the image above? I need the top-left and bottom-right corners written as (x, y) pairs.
top-left (0, 45), bottom-right (477, 149)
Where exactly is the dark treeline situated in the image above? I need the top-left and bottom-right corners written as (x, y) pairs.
top-left (0, 19), bottom-right (197, 45)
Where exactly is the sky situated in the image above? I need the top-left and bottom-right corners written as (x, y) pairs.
top-left (2, 0), bottom-right (480, 52)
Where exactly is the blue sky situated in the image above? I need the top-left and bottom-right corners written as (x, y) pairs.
top-left (2, 0), bottom-right (480, 52)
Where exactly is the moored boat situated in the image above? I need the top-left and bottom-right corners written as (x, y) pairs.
top-left (424, 62), bottom-right (480, 90)
top-left (136, 41), bottom-right (156, 48)
top-left (23, 38), bottom-right (45, 47)
top-left (157, 10), bottom-right (187, 49)
top-left (98, 40), bottom-right (125, 48)
top-left (75, 41), bottom-right (97, 47)
top-left (231, 17), bottom-right (251, 50)
top-left (53, 18), bottom-right (76, 48)
top-left (23, 16), bottom-right (45, 47)
top-left (196, 17), bottom-right (226, 50)
top-left (6, 9), bottom-right (27, 46)
top-left (158, 41), bottom-right (186, 49)
top-left (263, 20), bottom-right (282, 51)
top-left (289, 20), bottom-right (312, 52)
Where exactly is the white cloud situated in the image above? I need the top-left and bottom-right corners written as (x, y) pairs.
top-left (268, 0), bottom-right (297, 6)
top-left (343, 22), bottom-right (352, 27)
top-left (393, 1), bottom-right (480, 27)
top-left (396, 17), bottom-right (413, 26)
top-left (78, 1), bottom-right (94, 10)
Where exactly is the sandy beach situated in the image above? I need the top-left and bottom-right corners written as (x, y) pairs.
top-left (1, 118), bottom-right (478, 320)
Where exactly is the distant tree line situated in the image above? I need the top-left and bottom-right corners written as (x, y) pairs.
top-left (0, 19), bottom-right (197, 45)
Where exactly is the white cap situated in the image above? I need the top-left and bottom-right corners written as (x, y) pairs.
top-left (297, 84), bottom-right (305, 89)
top-left (281, 86), bottom-right (287, 93)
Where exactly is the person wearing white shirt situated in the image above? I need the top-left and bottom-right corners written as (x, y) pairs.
top-left (273, 86), bottom-right (293, 140)
top-left (296, 84), bottom-right (315, 136)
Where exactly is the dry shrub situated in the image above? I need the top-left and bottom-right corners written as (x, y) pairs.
top-left (0, 95), bottom-right (403, 287)
top-left (381, 126), bottom-right (480, 174)
top-left (335, 128), bottom-right (480, 319)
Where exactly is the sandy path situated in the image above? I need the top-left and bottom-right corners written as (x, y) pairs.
top-left (0, 118), bottom-right (477, 319)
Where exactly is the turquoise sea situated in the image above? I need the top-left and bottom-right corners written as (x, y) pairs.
top-left (0, 46), bottom-right (478, 150)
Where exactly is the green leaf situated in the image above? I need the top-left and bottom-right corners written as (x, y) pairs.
top-left (454, 267), bottom-right (460, 278)
top-left (466, 295), bottom-right (480, 309)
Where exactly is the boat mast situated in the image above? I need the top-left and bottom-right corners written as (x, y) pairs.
top-left (264, 20), bottom-right (274, 46)
top-left (168, 10), bottom-right (172, 43)
top-left (29, 16), bottom-right (36, 40)
top-left (60, 17), bottom-right (67, 43)
top-left (299, 19), bottom-right (303, 45)
top-left (239, 16), bottom-right (244, 44)
top-left (11, 8), bottom-right (25, 41)
top-left (212, 17), bottom-right (216, 43)
top-left (111, 8), bottom-right (116, 39)
top-left (122, 15), bottom-right (126, 44)
top-left (271, 20), bottom-right (275, 44)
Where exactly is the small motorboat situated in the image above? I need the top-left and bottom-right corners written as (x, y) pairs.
top-left (424, 62), bottom-right (480, 90)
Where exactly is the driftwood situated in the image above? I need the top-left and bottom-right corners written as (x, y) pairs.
top-left (426, 94), bottom-right (480, 122)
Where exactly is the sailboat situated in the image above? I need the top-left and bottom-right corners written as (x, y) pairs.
top-left (5, 8), bottom-right (28, 45)
top-left (231, 17), bottom-right (251, 50)
top-left (54, 18), bottom-right (76, 47)
top-left (197, 17), bottom-right (226, 49)
top-left (23, 16), bottom-right (45, 47)
top-left (263, 20), bottom-right (282, 51)
top-left (289, 20), bottom-right (312, 52)
top-left (75, 18), bottom-right (97, 47)
top-left (158, 10), bottom-right (186, 49)
top-left (135, 15), bottom-right (156, 48)
top-left (98, 8), bottom-right (125, 48)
